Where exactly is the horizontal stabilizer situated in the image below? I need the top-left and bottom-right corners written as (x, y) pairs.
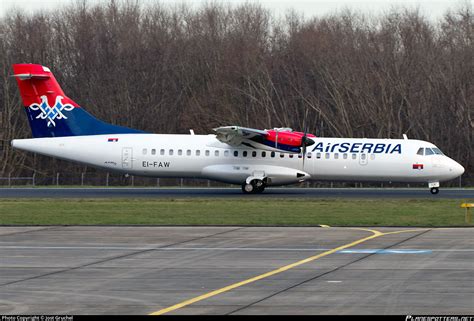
top-left (11, 73), bottom-right (51, 80)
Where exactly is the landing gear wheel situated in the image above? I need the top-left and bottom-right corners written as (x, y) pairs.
top-left (242, 183), bottom-right (254, 194)
top-left (254, 184), bottom-right (265, 193)
top-left (430, 187), bottom-right (439, 195)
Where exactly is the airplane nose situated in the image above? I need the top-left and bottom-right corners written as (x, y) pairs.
top-left (455, 162), bottom-right (465, 176)
top-left (450, 161), bottom-right (464, 177)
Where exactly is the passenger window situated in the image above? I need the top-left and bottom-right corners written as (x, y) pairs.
top-left (417, 148), bottom-right (424, 155)
top-left (196, 150), bottom-right (201, 156)
top-left (243, 151), bottom-right (248, 157)
top-left (252, 151), bottom-right (257, 157)
top-left (178, 149), bottom-right (182, 156)
top-left (425, 148), bottom-right (434, 155)
top-left (361, 154), bottom-right (366, 160)
top-left (151, 149), bottom-right (156, 155)
top-left (325, 153), bottom-right (330, 159)
top-left (370, 154), bottom-right (375, 160)
top-left (234, 151), bottom-right (238, 157)
top-left (205, 150), bottom-right (210, 156)
top-left (160, 149), bottom-right (165, 155)
top-left (142, 148), bottom-right (147, 155)
top-left (224, 150), bottom-right (229, 157)
top-left (169, 149), bottom-right (174, 156)
top-left (316, 153), bottom-right (321, 159)
top-left (186, 150), bottom-right (191, 156)
top-left (334, 153), bottom-right (339, 159)
top-left (215, 150), bottom-right (219, 157)
top-left (289, 154), bottom-right (294, 158)
top-left (343, 153), bottom-right (348, 159)
top-left (280, 153), bottom-right (285, 158)
top-left (271, 152), bottom-right (275, 158)
top-left (261, 151), bottom-right (266, 157)
top-left (307, 153), bottom-right (312, 158)
top-left (352, 153), bottom-right (357, 160)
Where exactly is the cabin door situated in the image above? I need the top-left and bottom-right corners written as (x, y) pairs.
top-left (122, 147), bottom-right (133, 169)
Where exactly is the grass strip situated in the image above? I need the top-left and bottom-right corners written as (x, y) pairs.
top-left (0, 198), bottom-right (472, 226)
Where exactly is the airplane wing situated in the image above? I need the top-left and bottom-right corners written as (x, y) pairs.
top-left (213, 126), bottom-right (268, 146)
top-left (213, 126), bottom-right (314, 153)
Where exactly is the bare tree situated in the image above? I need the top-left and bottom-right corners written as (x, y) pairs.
top-left (0, 2), bottom-right (472, 185)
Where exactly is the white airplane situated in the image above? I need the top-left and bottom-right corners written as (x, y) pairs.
top-left (11, 64), bottom-right (465, 194)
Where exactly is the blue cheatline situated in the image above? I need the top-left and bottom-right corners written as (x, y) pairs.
top-left (338, 249), bottom-right (432, 254)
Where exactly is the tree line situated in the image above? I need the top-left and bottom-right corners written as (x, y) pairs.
top-left (0, 1), bottom-right (472, 184)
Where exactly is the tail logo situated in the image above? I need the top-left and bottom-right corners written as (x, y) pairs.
top-left (29, 95), bottom-right (75, 127)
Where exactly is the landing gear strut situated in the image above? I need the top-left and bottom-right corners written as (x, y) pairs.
top-left (242, 179), bottom-right (265, 194)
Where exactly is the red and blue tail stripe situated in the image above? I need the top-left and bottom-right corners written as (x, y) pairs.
top-left (13, 64), bottom-right (145, 138)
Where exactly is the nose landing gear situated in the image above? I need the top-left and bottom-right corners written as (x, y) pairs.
top-left (428, 182), bottom-right (440, 195)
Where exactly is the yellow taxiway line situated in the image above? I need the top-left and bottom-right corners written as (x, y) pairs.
top-left (149, 227), bottom-right (425, 315)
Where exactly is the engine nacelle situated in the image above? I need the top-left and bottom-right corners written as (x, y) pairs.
top-left (266, 129), bottom-right (316, 148)
top-left (201, 164), bottom-right (310, 186)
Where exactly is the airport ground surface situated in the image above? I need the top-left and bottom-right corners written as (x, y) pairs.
top-left (0, 187), bottom-right (473, 199)
top-left (0, 226), bottom-right (472, 315)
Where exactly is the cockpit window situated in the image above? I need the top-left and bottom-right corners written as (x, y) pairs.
top-left (417, 147), bottom-right (444, 156)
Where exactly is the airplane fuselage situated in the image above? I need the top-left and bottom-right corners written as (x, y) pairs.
top-left (11, 134), bottom-right (464, 186)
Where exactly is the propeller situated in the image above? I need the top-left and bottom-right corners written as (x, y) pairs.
top-left (301, 132), bottom-right (308, 168)
top-left (301, 108), bottom-right (309, 168)
top-left (275, 129), bottom-right (279, 150)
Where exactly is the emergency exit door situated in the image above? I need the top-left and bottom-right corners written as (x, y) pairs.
top-left (122, 147), bottom-right (133, 169)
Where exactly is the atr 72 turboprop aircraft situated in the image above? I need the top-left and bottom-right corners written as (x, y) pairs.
top-left (11, 64), bottom-right (464, 194)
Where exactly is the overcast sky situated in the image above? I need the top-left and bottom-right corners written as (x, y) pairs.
top-left (0, 0), bottom-right (470, 19)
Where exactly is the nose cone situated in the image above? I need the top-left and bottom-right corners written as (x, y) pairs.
top-left (449, 160), bottom-right (465, 178)
top-left (454, 162), bottom-right (465, 177)
top-left (303, 137), bottom-right (315, 147)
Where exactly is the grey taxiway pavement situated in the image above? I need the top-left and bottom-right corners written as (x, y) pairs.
top-left (0, 226), bottom-right (472, 315)
top-left (0, 187), bottom-right (473, 198)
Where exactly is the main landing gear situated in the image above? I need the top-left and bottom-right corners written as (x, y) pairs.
top-left (242, 179), bottom-right (266, 194)
top-left (429, 182), bottom-right (440, 195)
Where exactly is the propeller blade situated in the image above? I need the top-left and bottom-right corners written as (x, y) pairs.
top-left (302, 144), bottom-right (306, 167)
top-left (301, 132), bottom-right (307, 168)
top-left (301, 107), bottom-right (309, 169)
top-left (275, 130), bottom-right (278, 149)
